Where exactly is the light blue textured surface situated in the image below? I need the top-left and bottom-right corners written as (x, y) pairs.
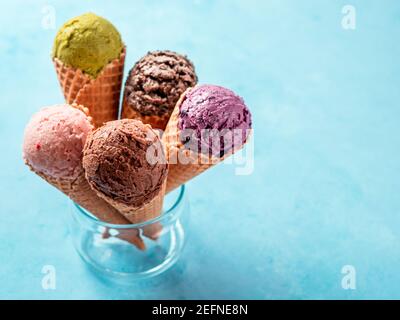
top-left (1, 0), bottom-right (400, 299)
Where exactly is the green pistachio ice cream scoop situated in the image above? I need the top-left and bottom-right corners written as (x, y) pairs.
top-left (52, 12), bottom-right (124, 78)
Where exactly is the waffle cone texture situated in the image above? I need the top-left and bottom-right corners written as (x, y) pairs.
top-left (53, 48), bottom-right (126, 128)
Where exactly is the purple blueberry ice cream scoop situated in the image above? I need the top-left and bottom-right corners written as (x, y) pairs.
top-left (178, 84), bottom-right (252, 157)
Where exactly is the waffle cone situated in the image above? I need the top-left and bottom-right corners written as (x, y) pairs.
top-left (53, 49), bottom-right (126, 128)
top-left (163, 89), bottom-right (250, 193)
top-left (121, 97), bottom-right (171, 130)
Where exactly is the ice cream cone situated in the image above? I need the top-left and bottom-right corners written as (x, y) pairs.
top-left (83, 119), bottom-right (169, 241)
top-left (53, 49), bottom-right (126, 128)
top-left (163, 86), bottom-right (252, 194)
top-left (23, 104), bottom-right (145, 250)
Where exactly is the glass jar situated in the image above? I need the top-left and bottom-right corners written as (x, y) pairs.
top-left (68, 186), bottom-right (189, 282)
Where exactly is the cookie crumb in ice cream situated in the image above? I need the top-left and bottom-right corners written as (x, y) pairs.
top-left (123, 50), bottom-right (198, 118)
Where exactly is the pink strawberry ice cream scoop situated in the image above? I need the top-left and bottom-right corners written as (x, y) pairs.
top-left (178, 84), bottom-right (252, 157)
top-left (23, 104), bottom-right (92, 179)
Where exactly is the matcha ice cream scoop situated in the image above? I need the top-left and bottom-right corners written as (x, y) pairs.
top-left (52, 12), bottom-right (124, 77)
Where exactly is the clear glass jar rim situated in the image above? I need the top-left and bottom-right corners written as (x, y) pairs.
top-left (73, 185), bottom-right (186, 229)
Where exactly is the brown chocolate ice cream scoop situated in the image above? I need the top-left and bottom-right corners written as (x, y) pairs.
top-left (122, 50), bottom-right (198, 121)
top-left (82, 119), bottom-right (168, 208)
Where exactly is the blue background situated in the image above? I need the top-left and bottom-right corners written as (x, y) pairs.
top-left (1, 0), bottom-right (400, 299)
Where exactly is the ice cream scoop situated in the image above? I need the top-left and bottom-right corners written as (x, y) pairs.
top-left (23, 104), bottom-right (92, 179)
top-left (178, 84), bottom-right (252, 158)
top-left (121, 50), bottom-right (198, 130)
top-left (83, 119), bottom-right (168, 223)
top-left (163, 84), bottom-right (252, 193)
top-left (52, 12), bottom-right (124, 78)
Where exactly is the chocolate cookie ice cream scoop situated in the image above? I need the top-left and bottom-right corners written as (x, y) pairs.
top-left (122, 50), bottom-right (198, 129)
top-left (83, 119), bottom-right (168, 207)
